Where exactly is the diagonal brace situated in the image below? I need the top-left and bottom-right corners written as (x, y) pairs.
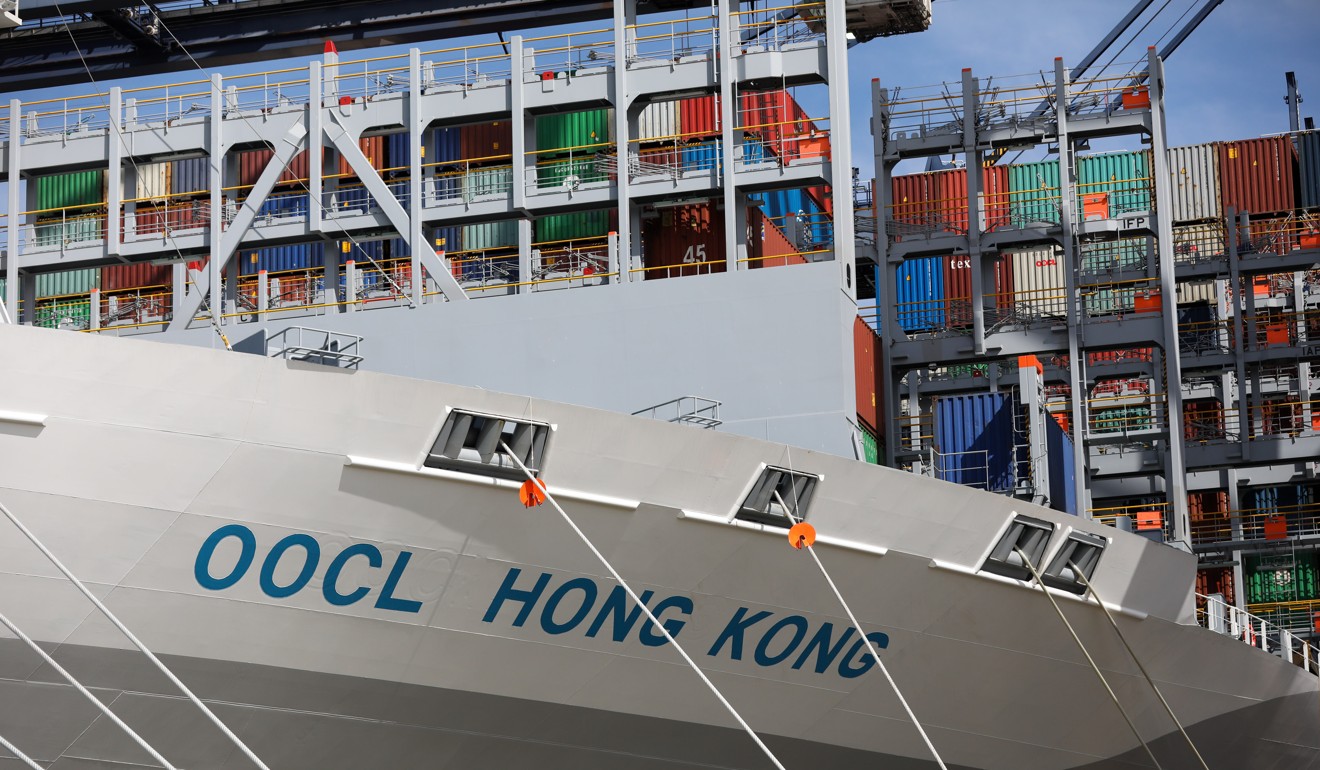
top-left (324, 112), bottom-right (468, 302)
top-left (170, 121), bottom-right (309, 330)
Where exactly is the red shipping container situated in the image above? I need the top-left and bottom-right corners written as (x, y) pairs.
top-left (641, 202), bottom-right (726, 279)
top-left (460, 121), bottom-right (512, 162)
top-left (943, 253), bottom-right (1014, 328)
top-left (239, 148), bottom-right (311, 188)
top-left (679, 95), bottom-right (720, 140)
top-left (930, 166), bottom-right (1012, 234)
top-left (102, 262), bottom-right (173, 292)
top-left (739, 90), bottom-right (814, 159)
top-left (750, 207), bottom-right (805, 268)
top-left (854, 315), bottom-right (879, 432)
top-left (1217, 137), bottom-right (1297, 217)
top-left (1195, 566), bottom-right (1235, 605)
top-left (890, 173), bottom-right (937, 227)
top-left (337, 135), bottom-right (386, 178)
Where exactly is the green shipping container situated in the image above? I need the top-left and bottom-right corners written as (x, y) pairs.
top-left (32, 217), bottom-right (103, 249)
top-left (536, 211), bottom-right (610, 244)
top-left (859, 422), bottom-right (880, 465)
top-left (35, 268), bottom-right (100, 299)
top-left (537, 156), bottom-right (605, 190)
top-left (1008, 160), bottom-right (1061, 226)
top-left (35, 170), bottom-right (105, 212)
top-left (536, 109), bottom-right (613, 155)
top-left (33, 296), bottom-right (93, 330)
top-left (1246, 552), bottom-right (1320, 604)
top-left (464, 167), bottom-right (512, 200)
top-left (1078, 150), bottom-right (1153, 217)
top-left (460, 221), bottom-right (518, 252)
top-left (1092, 405), bottom-right (1152, 434)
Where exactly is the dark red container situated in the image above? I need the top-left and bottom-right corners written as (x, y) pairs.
top-left (854, 315), bottom-right (879, 432)
top-left (1195, 565), bottom-right (1235, 605)
top-left (679, 95), bottom-right (720, 140)
top-left (460, 121), bottom-right (513, 162)
top-left (739, 90), bottom-right (814, 159)
top-left (641, 201), bottom-right (726, 279)
top-left (943, 253), bottom-right (1014, 327)
top-left (103, 262), bottom-right (173, 292)
top-left (890, 173), bottom-right (936, 227)
top-left (1184, 398), bottom-right (1224, 441)
top-left (239, 148), bottom-right (311, 187)
top-left (750, 207), bottom-right (804, 268)
top-left (1217, 137), bottom-right (1297, 217)
top-left (1244, 215), bottom-right (1301, 255)
top-left (337, 135), bottom-right (386, 178)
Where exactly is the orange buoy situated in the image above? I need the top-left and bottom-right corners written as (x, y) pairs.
top-left (788, 522), bottom-right (816, 550)
top-left (519, 478), bottom-right (547, 508)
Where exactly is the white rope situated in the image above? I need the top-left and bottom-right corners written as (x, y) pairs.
top-left (0, 501), bottom-right (272, 770)
top-left (0, 730), bottom-right (48, 770)
top-left (499, 442), bottom-right (787, 770)
top-left (0, 608), bottom-right (178, 769)
top-left (773, 491), bottom-right (949, 770)
top-left (1072, 563), bottom-right (1210, 770)
top-left (1016, 547), bottom-right (1162, 769)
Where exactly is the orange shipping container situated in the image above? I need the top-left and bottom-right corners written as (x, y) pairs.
top-left (750, 208), bottom-right (805, 268)
top-left (854, 316), bottom-right (879, 432)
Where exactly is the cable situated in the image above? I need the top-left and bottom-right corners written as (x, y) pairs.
top-left (0, 500), bottom-right (272, 770)
top-left (0, 731), bottom-right (46, 770)
top-left (1015, 545), bottom-right (1163, 769)
top-left (499, 442), bottom-right (788, 770)
top-left (0, 608), bottom-right (178, 769)
top-left (1072, 562), bottom-right (1211, 770)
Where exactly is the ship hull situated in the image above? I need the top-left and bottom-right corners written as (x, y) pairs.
top-left (1, 324), bottom-right (1318, 769)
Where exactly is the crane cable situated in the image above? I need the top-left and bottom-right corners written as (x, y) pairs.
top-left (1015, 546), bottom-right (1163, 769)
top-left (1071, 563), bottom-right (1210, 770)
top-left (500, 442), bottom-right (788, 770)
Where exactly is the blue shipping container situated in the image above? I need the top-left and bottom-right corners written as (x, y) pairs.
top-left (681, 142), bottom-right (721, 173)
top-left (895, 256), bottom-right (945, 332)
top-left (433, 127), bottom-right (462, 164)
top-left (933, 392), bottom-right (1019, 493)
top-left (240, 243), bottom-right (323, 276)
top-left (431, 226), bottom-right (462, 254)
top-left (170, 157), bottom-right (210, 196)
top-left (257, 192), bottom-right (309, 219)
top-left (1299, 131), bottom-right (1320, 210)
top-left (1045, 417), bottom-right (1078, 515)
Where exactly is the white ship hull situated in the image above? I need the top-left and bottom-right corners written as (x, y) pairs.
top-left (0, 323), bottom-right (1317, 769)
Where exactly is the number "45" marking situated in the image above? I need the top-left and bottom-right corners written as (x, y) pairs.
top-left (683, 244), bottom-right (708, 263)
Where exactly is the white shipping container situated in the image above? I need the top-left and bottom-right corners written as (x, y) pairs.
top-left (135, 162), bottom-right (170, 202)
top-left (1007, 245), bottom-right (1066, 318)
top-left (1177, 279), bottom-right (1218, 305)
top-left (638, 100), bottom-right (679, 142)
top-left (1166, 144), bottom-right (1220, 223)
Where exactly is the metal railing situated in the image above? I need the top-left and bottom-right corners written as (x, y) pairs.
top-left (1197, 593), bottom-right (1318, 675)
top-left (632, 396), bottom-right (723, 428)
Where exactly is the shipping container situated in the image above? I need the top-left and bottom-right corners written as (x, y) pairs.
top-left (1184, 398), bottom-right (1224, 442)
top-left (1077, 150), bottom-right (1152, 217)
top-left (1217, 136), bottom-right (1297, 217)
top-left (35, 170), bottom-right (104, 212)
top-left (890, 173), bottom-right (936, 228)
top-left (34, 268), bottom-right (100, 298)
top-left (134, 162), bottom-right (170, 203)
top-left (639, 100), bottom-right (679, 142)
top-left (461, 220), bottom-right (518, 252)
top-left (33, 216), bottom-right (103, 249)
top-left (894, 256), bottom-right (945, 332)
top-left (933, 392), bottom-right (1019, 493)
top-left (256, 191), bottom-right (310, 220)
top-left (1007, 160), bottom-right (1061, 225)
top-left (102, 263), bottom-right (173, 292)
top-left (1189, 490), bottom-right (1231, 542)
top-left (738, 90), bottom-right (815, 160)
top-left (1007, 245), bottom-right (1065, 318)
top-left (1196, 566), bottom-right (1235, 606)
top-left (679, 95), bottom-right (719, 139)
top-left (640, 201), bottom-right (726, 279)
top-left (1173, 221), bottom-right (1226, 263)
top-left (679, 142), bottom-right (721, 174)
top-left (33, 296), bottom-right (92, 330)
top-left (337, 135), bottom-right (386, 178)
top-left (170, 157), bottom-right (210, 197)
top-left (238, 148), bottom-right (311, 188)
top-left (466, 166), bottom-right (514, 199)
top-left (1045, 414), bottom-right (1077, 515)
top-left (1246, 551), bottom-right (1319, 604)
top-left (1091, 405), bottom-right (1153, 433)
top-left (923, 166), bottom-right (1011, 233)
top-left (536, 156), bottom-right (601, 190)
top-left (1176, 279), bottom-right (1217, 305)
top-left (1083, 285), bottom-right (1137, 317)
top-left (755, 188), bottom-right (830, 250)
top-left (239, 243), bottom-right (324, 276)
top-left (431, 126), bottom-right (462, 165)
top-left (750, 207), bottom-right (804, 268)
top-left (859, 421), bottom-right (881, 465)
top-left (854, 316), bottom-right (879, 431)
top-left (537, 109), bottom-right (612, 154)
top-left (536, 211), bottom-right (611, 243)
top-left (1299, 131), bottom-right (1320, 210)
top-left (943, 252), bottom-right (1014, 327)
top-left (432, 226), bottom-right (462, 254)
top-left (1079, 236), bottom-right (1149, 273)
top-left (1166, 143), bottom-right (1221, 222)
top-left (460, 121), bottom-right (512, 162)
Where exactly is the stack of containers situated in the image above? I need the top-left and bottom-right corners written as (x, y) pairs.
top-left (534, 211), bottom-right (614, 276)
top-left (1005, 244), bottom-right (1065, 318)
top-left (30, 268), bottom-right (100, 329)
top-left (931, 392), bottom-right (1021, 493)
top-left (536, 109), bottom-right (612, 190)
top-left (854, 315), bottom-right (883, 461)
top-left (636, 99), bottom-right (681, 176)
top-left (749, 208), bottom-right (805, 268)
top-left (457, 220), bottom-right (518, 281)
top-left (1076, 150), bottom-right (1152, 219)
top-left (678, 95), bottom-right (720, 174)
top-left (33, 171), bottom-right (105, 249)
top-left (639, 200), bottom-right (724, 279)
top-left (1246, 551), bottom-right (1318, 605)
top-left (1188, 490), bottom-right (1231, 544)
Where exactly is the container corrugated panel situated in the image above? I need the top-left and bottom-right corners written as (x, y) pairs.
top-left (859, 421), bottom-right (880, 464)
top-left (639, 100), bottom-right (679, 142)
top-left (1008, 160), bottom-right (1061, 225)
top-left (461, 221), bottom-right (518, 251)
top-left (890, 173), bottom-right (937, 227)
top-left (854, 316), bottom-right (878, 431)
top-left (1217, 136), bottom-right (1297, 216)
top-left (1084, 286), bottom-right (1136, 317)
top-left (239, 148), bottom-right (310, 187)
top-left (1173, 222), bottom-right (1226, 261)
top-left (1196, 566), bottom-right (1235, 605)
top-left (1176, 279), bottom-right (1217, 305)
top-left (102, 263), bottom-right (172, 292)
top-left (135, 162), bottom-right (170, 202)
top-left (537, 109), bottom-right (612, 154)
top-left (460, 122), bottom-right (512, 162)
top-left (240, 243), bottom-right (323, 276)
top-left (1080, 237), bottom-right (1149, 272)
top-left (536, 211), bottom-right (611, 243)
top-left (337, 136), bottom-right (386, 177)
top-left (739, 90), bottom-right (814, 160)
top-left (432, 226), bottom-right (462, 253)
top-left (1007, 245), bottom-right (1065, 317)
top-left (916, 166), bottom-right (1013, 233)
top-left (537, 157), bottom-right (600, 189)
top-left (34, 297), bottom-right (92, 330)
top-left (895, 256), bottom-right (945, 332)
top-left (36, 171), bottom-right (104, 211)
top-left (1078, 150), bottom-right (1152, 216)
top-left (386, 132), bottom-right (416, 173)
top-left (640, 201), bottom-right (726, 279)
top-left (257, 192), bottom-right (310, 219)
top-left (33, 217), bottom-right (103, 248)
top-left (943, 253), bottom-right (1014, 328)
top-left (1045, 415), bottom-right (1077, 515)
top-left (1299, 131), bottom-right (1320, 210)
top-left (679, 95), bottom-right (719, 139)
top-left (933, 392), bottom-right (1017, 492)
top-left (34, 268), bottom-right (100, 298)
top-left (432, 127), bottom-right (462, 164)
top-left (680, 143), bottom-right (721, 173)
top-left (750, 207), bottom-right (804, 268)
top-left (170, 157), bottom-right (210, 196)
top-left (1247, 551), bottom-right (1319, 604)
top-left (466, 167), bottom-right (513, 198)
top-left (1166, 144), bottom-right (1220, 222)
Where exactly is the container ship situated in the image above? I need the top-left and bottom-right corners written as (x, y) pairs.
top-left (2, 0), bottom-right (1320, 767)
